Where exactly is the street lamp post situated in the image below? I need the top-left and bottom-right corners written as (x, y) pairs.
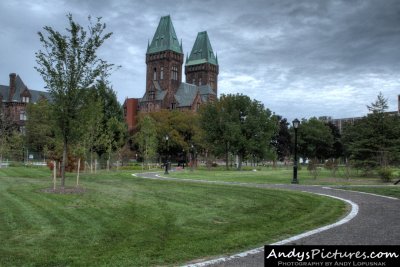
top-left (164, 135), bottom-right (169, 175)
top-left (292, 118), bottom-right (300, 184)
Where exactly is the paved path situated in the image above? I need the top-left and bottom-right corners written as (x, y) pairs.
top-left (135, 172), bottom-right (400, 267)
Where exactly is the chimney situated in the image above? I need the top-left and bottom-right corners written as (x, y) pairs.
top-left (9, 73), bottom-right (16, 101)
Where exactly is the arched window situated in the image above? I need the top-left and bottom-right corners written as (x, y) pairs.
top-left (160, 67), bottom-right (164, 80)
top-left (153, 68), bottom-right (157, 81)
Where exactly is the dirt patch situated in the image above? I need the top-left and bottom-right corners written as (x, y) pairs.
top-left (40, 187), bottom-right (86, 194)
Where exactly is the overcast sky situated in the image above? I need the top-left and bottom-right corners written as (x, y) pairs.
top-left (1, 0), bottom-right (399, 121)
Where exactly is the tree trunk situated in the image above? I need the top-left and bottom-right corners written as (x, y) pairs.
top-left (53, 160), bottom-right (57, 190)
top-left (76, 158), bottom-right (80, 187)
top-left (238, 153), bottom-right (243, 171)
top-left (225, 142), bottom-right (229, 170)
top-left (61, 139), bottom-right (67, 187)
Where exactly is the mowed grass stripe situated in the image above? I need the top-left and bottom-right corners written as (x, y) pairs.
top-left (0, 168), bottom-right (346, 266)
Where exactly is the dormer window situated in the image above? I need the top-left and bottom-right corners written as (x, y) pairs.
top-left (22, 96), bottom-right (30, 103)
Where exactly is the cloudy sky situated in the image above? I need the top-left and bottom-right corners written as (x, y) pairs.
top-left (1, 0), bottom-right (399, 121)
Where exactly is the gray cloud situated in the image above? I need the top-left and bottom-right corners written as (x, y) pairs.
top-left (1, 0), bottom-right (399, 122)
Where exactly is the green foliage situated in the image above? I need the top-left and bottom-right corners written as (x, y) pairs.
top-left (135, 115), bottom-right (158, 167)
top-left (342, 93), bottom-right (400, 170)
top-left (297, 117), bottom-right (334, 161)
top-left (142, 110), bottom-right (204, 163)
top-left (35, 14), bottom-right (115, 184)
top-left (377, 168), bottom-right (393, 183)
top-left (200, 94), bottom-right (277, 170)
top-left (25, 99), bottom-right (56, 156)
top-left (272, 116), bottom-right (292, 161)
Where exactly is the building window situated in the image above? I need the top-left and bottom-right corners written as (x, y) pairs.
top-left (210, 76), bottom-right (215, 88)
top-left (199, 78), bottom-right (202, 86)
top-left (160, 67), bottom-right (164, 80)
top-left (149, 90), bottom-right (155, 100)
top-left (171, 103), bottom-right (176, 110)
top-left (171, 66), bottom-right (178, 80)
top-left (20, 110), bottom-right (27, 121)
top-left (22, 96), bottom-right (30, 103)
top-left (153, 68), bottom-right (157, 81)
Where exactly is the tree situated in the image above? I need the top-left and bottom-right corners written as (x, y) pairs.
top-left (297, 118), bottom-right (334, 162)
top-left (25, 99), bottom-right (56, 158)
top-left (35, 14), bottom-right (114, 186)
top-left (272, 116), bottom-right (292, 162)
top-left (200, 94), bottom-right (277, 170)
top-left (0, 109), bottom-right (11, 166)
top-left (342, 93), bottom-right (400, 171)
top-left (135, 115), bottom-right (158, 169)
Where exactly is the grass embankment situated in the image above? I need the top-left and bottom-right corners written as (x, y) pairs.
top-left (170, 167), bottom-right (385, 185)
top-left (0, 166), bottom-right (346, 266)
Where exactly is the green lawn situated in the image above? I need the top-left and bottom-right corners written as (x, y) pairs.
top-left (169, 167), bottom-right (384, 185)
top-left (0, 166), bottom-right (346, 266)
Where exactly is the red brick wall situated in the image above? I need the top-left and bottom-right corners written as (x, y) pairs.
top-left (123, 98), bottom-right (139, 131)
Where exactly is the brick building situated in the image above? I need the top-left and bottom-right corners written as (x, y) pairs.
top-left (123, 15), bottom-right (219, 131)
top-left (0, 73), bottom-right (50, 133)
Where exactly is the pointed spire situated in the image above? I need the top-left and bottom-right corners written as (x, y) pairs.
top-left (215, 53), bottom-right (218, 65)
top-left (147, 15), bottom-right (183, 54)
top-left (186, 53), bottom-right (189, 64)
top-left (186, 31), bottom-right (218, 66)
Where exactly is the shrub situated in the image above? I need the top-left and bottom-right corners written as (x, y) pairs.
top-left (377, 168), bottom-right (393, 183)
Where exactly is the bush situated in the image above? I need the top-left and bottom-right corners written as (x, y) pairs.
top-left (377, 168), bottom-right (393, 183)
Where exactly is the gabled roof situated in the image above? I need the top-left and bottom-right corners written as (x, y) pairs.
top-left (0, 74), bottom-right (50, 103)
top-left (139, 81), bottom-right (167, 102)
top-left (147, 15), bottom-right (183, 55)
top-left (186, 31), bottom-right (218, 66)
top-left (198, 84), bottom-right (216, 102)
top-left (174, 83), bottom-right (199, 107)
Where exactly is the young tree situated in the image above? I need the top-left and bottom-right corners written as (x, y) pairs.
top-left (135, 115), bottom-right (158, 169)
top-left (35, 14), bottom-right (115, 186)
top-left (25, 99), bottom-right (56, 158)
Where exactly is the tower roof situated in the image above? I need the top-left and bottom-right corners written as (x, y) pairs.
top-left (147, 15), bottom-right (182, 54)
top-left (186, 31), bottom-right (218, 66)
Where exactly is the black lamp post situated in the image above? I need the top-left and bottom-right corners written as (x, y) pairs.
top-left (292, 118), bottom-right (300, 184)
top-left (164, 135), bottom-right (169, 175)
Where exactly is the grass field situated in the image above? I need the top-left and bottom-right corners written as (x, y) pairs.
top-left (169, 167), bottom-right (386, 185)
top-left (0, 166), bottom-right (346, 266)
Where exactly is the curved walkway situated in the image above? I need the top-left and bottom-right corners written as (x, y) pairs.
top-left (135, 172), bottom-right (400, 267)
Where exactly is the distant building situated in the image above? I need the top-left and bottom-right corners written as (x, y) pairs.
top-left (0, 73), bottom-right (50, 133)
top-left (123, 15), bottom-right (219, 131)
